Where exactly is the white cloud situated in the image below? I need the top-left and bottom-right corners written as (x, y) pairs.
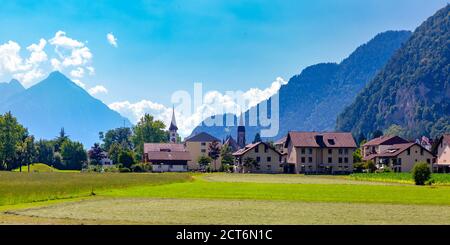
top-left (0, 41), bottom-right (31, 74)
top-left (88, 85), bottom-right (108, 95)
top-left (26, 39), bottom-right (48, 65)
top-left (49, 30), bottom-right (93, 68)
top-left (106, 33), bottom-right (118, 48)
top-left (108, 77), bottom-right (287, 137)
top-left (49, 31), bottom-right (84, 49)
top-left (13, 69), bottom-right (45, 87)
top-left (70, 67), bottom-right (85, 78)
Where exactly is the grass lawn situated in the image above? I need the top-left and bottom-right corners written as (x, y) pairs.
top-left (349, 173), bottom-right (450, 185)
top-left (2, 172), bottom-right (450, 224)
top-left (0, 172), bottom-right (192, 206)
top-left (12, 163), bottom-right (78, 173)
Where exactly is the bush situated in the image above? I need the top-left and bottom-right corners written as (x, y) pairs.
top-left (119, 167), bottom-right (131, 173)
top-left (131, 163), bottom-right (152, 172)
top-left (412, 162), bottom-right (431, 185)
top-left (364, 160), bottom-right (377, 173)
top-left (353, 162), bottom-right (365, 173)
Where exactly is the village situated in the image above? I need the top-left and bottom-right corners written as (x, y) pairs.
top-left (141, 108), bottom-right (450, 175)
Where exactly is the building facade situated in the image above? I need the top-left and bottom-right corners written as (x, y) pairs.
top-left (362, 136), bottom-right (435, 172)
top-left (432, 134), bottom-right (450, 173)
top-left (233, 142), bottom-right (283, 174)
top-left (143, 143), bottom-right (191, 172)
top-left (285, 132), bottom-right (357, 174)
top-left (185, 132), bottom-right (222, 171)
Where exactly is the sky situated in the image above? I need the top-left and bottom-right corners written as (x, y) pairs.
top-left (0, 0), bottom-right (448, 137)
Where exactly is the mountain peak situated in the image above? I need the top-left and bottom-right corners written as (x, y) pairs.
top-left (8, 79), bottom-right (25, 89)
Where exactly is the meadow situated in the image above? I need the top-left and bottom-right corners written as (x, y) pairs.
top-left (349, 173), bottom-right (450, 185)
top-left (1, 172), bottom-right (450, 224)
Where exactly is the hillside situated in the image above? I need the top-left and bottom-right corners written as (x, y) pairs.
top-left (191, 30), bottom-right (412, 141)
top-left (0, 72), bottom-right (131, 146)
top-left (336, 5), bottom-right (450, 139)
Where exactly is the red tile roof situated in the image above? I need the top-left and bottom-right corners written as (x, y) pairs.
top-left (363, 142), bottom-right (434, 161)
top-left (144, 143), bottom-right (191, 161)
top-left (363, 135), bottom-right (409, 146)
top-left (286, 132), bottom-right (356, 148)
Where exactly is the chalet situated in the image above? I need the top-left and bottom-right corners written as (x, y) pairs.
top-left (143, 143), bottom-right (191, 172)
top-left (432, 134), bottom-right (450, 173)
top-left (285, 132), bottom-right (357, 174)
top-left (362, 136), bottom-right (434, 172)
top-left (232, 142), bottom-right (283, 174)
top-left (185, 132), bottom-right (222, 171)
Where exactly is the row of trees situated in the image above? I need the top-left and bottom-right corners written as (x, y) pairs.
top-left (0, 112), bottom-right (87, 171)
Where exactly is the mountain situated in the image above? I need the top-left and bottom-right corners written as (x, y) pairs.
top-left (0, 72), bottom-right (131, 147)
top-left (336, 5), bottom-right (450, 139)
top-left (190, 30), bottom-right (412, 141)
top-left (0, 79), bottom-right (25, 103)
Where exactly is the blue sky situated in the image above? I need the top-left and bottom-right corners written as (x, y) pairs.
top-left (0, 0), bottom-right (448, 136)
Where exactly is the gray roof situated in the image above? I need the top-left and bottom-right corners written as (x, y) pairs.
top-left (185, 132), bottom-right (220, 142)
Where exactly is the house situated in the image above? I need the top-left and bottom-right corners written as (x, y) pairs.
top-left (143, 143), bottom-right (191, 172)
top-left (432, 134), bottom-right (450, 173)
top-left (285, 132), bottom-right (357, 174)
top-left (100, 151), bottom-right (113, 166)
top-left (274, 136), bottom-right (288, 165)
top-left (361, 135), bottom-right (409, 158)
top-left (232, 141), bottom-right (283, 174)
top-left (185, 132), bottom-right (222, 171)
top-left (362, 136), bottom-right (434, 172)
top-left (223, 135), bottom-right (240, 152)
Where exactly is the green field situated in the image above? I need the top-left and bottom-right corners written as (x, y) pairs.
top-left (349, 173), bottom-right (450, 185)
top-left (12, 163), bottom-right (79, 173)
top-left (1, 172), bottom-right (450, 224)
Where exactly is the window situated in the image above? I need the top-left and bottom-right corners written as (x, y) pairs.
top-left (338, 157), bottom-right (343, 163)
top-left (267, 157), bottom-right (272, 162)
top-left (328, 149), bottom-right (332, 154)
top-left (201, 142), bottom-right (206, 146)
top-left (338, 149), bottom-right (343, 155)
top-left (308, 148), bottom-right (313, 154)
top-left (344, 157), bottom-right (349, 163)
top-left (301, 148), bottom-right (305, 154)
top-left (301, 157), bottom-right (305, 163)
top-left (267, 165), bottom-right (272, 170)
top-left (420, 148), bottom-right (424, 155)
top-left (308, 157), bottom-right (313, 163)
top-left (264, 145), bottom-right (268, 153)
top-left (344, 149), bottom-right (349, 155)
top-left (255, 146), bottom-right (259, 153)
top-left (328, 157), bottom-right (332, 163)
top-left (427, 159), bottom-right (431, 164)
top-left (201, 149), bottom-right (206, 153)
top-left (407, 149), bottom-right (410, 155)
top-left (256, 157), bottom-right (261, 162)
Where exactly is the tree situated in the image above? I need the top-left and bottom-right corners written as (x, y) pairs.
top-left (364, 160), bottom-right (376, 173)
top-left (372, 130), bottom-right (383, 139)
top-left (88, 143), bottom-right (104, 166)
top-left (0, 112), bottom-right (28, 170)
top-left (352, 148), bottom-right (362, 163)
top-left (16, 136), bottom-right (37, 172)
top-left (36, 140), bottom-right (54, 166)
top-left (384, 124), bottom-right (405, 137)
top-left (208, 141), bottom-right (221, 171)
top-left (412, 162), bottom-right (431, 185)
top-left (54, 128), bottom-right (69, 152)
top-left (243, 157), bottom-right (259, 173)
top-left (220, 144), bottom-right (234, 166)
top-left (101, 127), bottom-right (133, 152)
top-left (132, 114), bottom-right (168, 160)
top-left (118, 150), bottom-right (135, 168)
top-left (198, 155), bottom-right (212, 171)
top-left (108, 142), bottom-right (122, 165)
top-left (253, 133), bottom-right (262, 143)
top-left (60, 140), bottom-right (86, 170)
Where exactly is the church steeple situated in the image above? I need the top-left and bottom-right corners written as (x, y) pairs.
top-left (169, 105), bottom-right (178, 143)
top-left (237, 112), bottom-right (246, 148)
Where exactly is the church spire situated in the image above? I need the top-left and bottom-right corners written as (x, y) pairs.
top-left (169, 105), bottom-right (178, 143)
